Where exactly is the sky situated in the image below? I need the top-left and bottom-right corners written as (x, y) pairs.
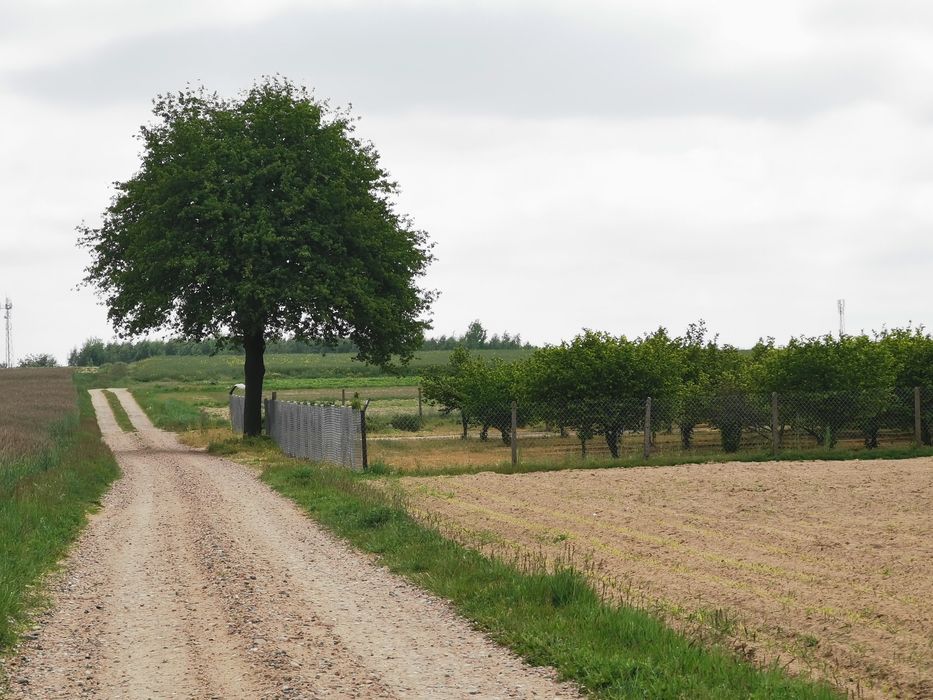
top-left (2, 0), bottom-right (933, 364)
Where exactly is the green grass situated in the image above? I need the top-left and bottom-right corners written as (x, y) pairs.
top-left (0, 383), bottom-right (120, 653)
top-left (224, 442), bottom-right (839, 699)
top-left (102, 390), bottom-right (135, 432)
top-left (129, 386), bottom-right (227, 432)
top-left (265, 376), bottom-right (423, 390)
top-left (111, 349), bottom-right (533, 383)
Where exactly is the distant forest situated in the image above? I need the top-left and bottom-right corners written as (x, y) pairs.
top-left (67, 320), bottom-right (531, 367)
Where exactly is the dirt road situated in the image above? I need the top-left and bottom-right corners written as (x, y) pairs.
top-left (3, 389), bottom-right (578, 699)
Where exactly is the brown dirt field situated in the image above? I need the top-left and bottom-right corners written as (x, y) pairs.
top-left (398, 459), bottom-right (933, 698)
top-left (0, 368), bottom-right (75, 459)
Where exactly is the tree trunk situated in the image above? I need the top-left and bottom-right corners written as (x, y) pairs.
top-left (604, 428), bottom-right (620, 458)
top-left (243, 332), bottom-right (266, 437)
top-left (680, 422), bottom-right (695, 449)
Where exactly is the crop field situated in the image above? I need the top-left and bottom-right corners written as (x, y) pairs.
top-left (397, 458), bottom-right (933, 698)
top-left (0, 367), bottom-right (77, 461)
top-left (114, 348), bottom-right (533, 382)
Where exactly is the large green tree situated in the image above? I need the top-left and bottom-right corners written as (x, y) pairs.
top-left (80, 78), bottom-right (434, 435)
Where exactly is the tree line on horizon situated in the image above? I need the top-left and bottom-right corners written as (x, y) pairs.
top-left (66, 320), bottom-right (529, 367)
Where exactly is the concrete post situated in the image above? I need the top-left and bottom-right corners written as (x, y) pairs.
top-left (511, 400), bottom-right (518, 466)
top-left (771, 392), bottom-right (779, 455)
top-left (643, 397), bottom-right (652, 460)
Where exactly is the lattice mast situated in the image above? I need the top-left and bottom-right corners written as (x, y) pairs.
top-left (3, 297), bottom-right (12, 368)
top-left (837, 298), bottom-right (846, 339)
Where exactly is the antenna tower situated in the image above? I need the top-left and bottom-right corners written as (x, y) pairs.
top-left (837, 298), bottom-right (846, 338)
top-left (3, 297), bottom-right (12, 368)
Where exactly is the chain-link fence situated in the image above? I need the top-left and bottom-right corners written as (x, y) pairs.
top-left (229, 394), bottom-right (366, 470)
top-left (503, 387), bottom-right (931, 463)
top-left (232, 387), bottom-right (933, 471)
top-left (365, 386), bottom-right (933, 470)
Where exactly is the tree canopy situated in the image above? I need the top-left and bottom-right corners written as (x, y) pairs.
top-left (80, 78), bottom-right (434, 434)
top-left (18, 353), bottom-right (58, 368)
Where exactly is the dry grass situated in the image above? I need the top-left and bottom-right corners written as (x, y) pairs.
top-left (0, 368), bottom-right (77, 461)
top-left (370, 425), bottom-right (920, 473)
top-left (178, 426), bottom-right (238, 450)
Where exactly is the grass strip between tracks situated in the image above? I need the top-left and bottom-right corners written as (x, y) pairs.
top-left (0, 383), bottom-right (120, 654)
top-left (207, 437), bottom-right (841, 699)
top-left (103, 390), bottom-right (135, 432)
top-left (129, 386), bottom-right (225, 433)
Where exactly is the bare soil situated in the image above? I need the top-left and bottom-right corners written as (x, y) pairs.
top-left (400, 459), bottom-right (933, 698)
top-left (2, 389), bottom-right (578, 699)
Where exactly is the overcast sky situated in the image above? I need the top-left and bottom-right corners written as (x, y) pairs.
top-left (2, 0), bottom-right (932, 364)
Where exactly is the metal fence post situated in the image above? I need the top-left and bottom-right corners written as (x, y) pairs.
top-left (511, 400), bottom-right (518, 466)
top-left (643, 397), bottom-right (652, 459)
top-left (418, 387), bottom-right (423, 420)
top-left (771, 391), bottom-right (779, 455)
top-left (915, 386), bottom-right (922, 447)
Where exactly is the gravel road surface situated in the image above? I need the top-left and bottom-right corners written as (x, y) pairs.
top-left (3, 389), bottom-right (578, 699)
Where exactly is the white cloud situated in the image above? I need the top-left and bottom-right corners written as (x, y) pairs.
top-left (1, 0), bottom-right (932, 363)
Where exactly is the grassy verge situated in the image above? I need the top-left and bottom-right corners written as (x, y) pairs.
top-left (0, 384), bottom-right (120, 652)
top-left (103, 390), bottom-right (135, 432)
top-left (203, 436), bottom-right (839, 699)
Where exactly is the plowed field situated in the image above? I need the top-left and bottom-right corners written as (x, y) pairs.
top-left (399, 459), bottom-right (933, 698)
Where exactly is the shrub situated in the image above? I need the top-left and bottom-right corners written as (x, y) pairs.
top-left (390, 413), bottom-right (422, 432)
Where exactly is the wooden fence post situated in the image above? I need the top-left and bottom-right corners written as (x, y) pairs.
top-left (915, 387), bottom-right (922, 447)
top-left (361, 399), bottom-right (370, 470)
top-left (771, 392), bottom-right (779, 455)
top-left (643, 397), bottom-right (652, 460)
top-left (342, 388), bottom-right (346, 406)
top-left (511, 400), bottom-right (518, 466)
